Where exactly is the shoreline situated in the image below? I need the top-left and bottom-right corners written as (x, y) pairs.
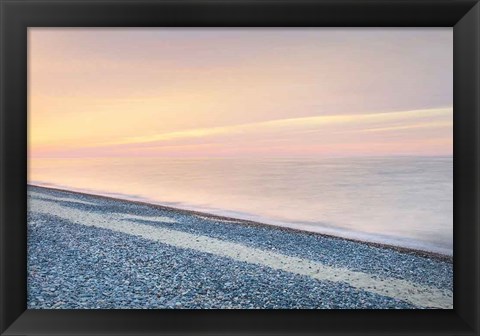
top-left (28, 183), bottom-right (452, 263)
top-left (28, 184), bottom-right (453, 308)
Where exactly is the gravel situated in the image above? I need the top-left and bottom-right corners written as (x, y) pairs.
top-left (27, 185), bottom-right (452, 309)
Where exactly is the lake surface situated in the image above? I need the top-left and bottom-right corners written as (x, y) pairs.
top-left (29, 156), bottom-right (453, 255)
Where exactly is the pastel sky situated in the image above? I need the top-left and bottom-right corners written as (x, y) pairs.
top-left (29, 28), bottom-right (452, 158)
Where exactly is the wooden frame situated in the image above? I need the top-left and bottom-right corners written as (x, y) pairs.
top-left (0, 0), bottom-right (478, 335)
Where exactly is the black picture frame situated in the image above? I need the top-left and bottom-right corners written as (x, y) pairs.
top-left (0, 0), bottom-right (478, 335)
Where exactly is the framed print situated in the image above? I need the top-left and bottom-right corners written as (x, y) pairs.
top-left (1, 0), bottom-right (479, 335)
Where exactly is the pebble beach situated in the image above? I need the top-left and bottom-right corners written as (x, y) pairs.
top-left (27, 185), bottom-right (453, 309)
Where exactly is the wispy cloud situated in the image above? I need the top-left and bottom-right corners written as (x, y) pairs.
top-left (30, 107), bottom-right (452, 158)
top-left (100, 107), bottom-right (452, 147)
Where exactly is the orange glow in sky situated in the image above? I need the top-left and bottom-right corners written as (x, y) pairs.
top-left (29, 28), bottom-right (452, 158)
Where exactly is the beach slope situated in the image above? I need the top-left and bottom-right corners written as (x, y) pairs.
top-left (27, 185), bottom-right (453, 309)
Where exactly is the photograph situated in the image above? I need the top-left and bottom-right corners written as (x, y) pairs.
top-left (27, 28), bottom-right (453, 309)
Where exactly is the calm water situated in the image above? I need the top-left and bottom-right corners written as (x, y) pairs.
top-left (29, 156), bottom-right (453, 255)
